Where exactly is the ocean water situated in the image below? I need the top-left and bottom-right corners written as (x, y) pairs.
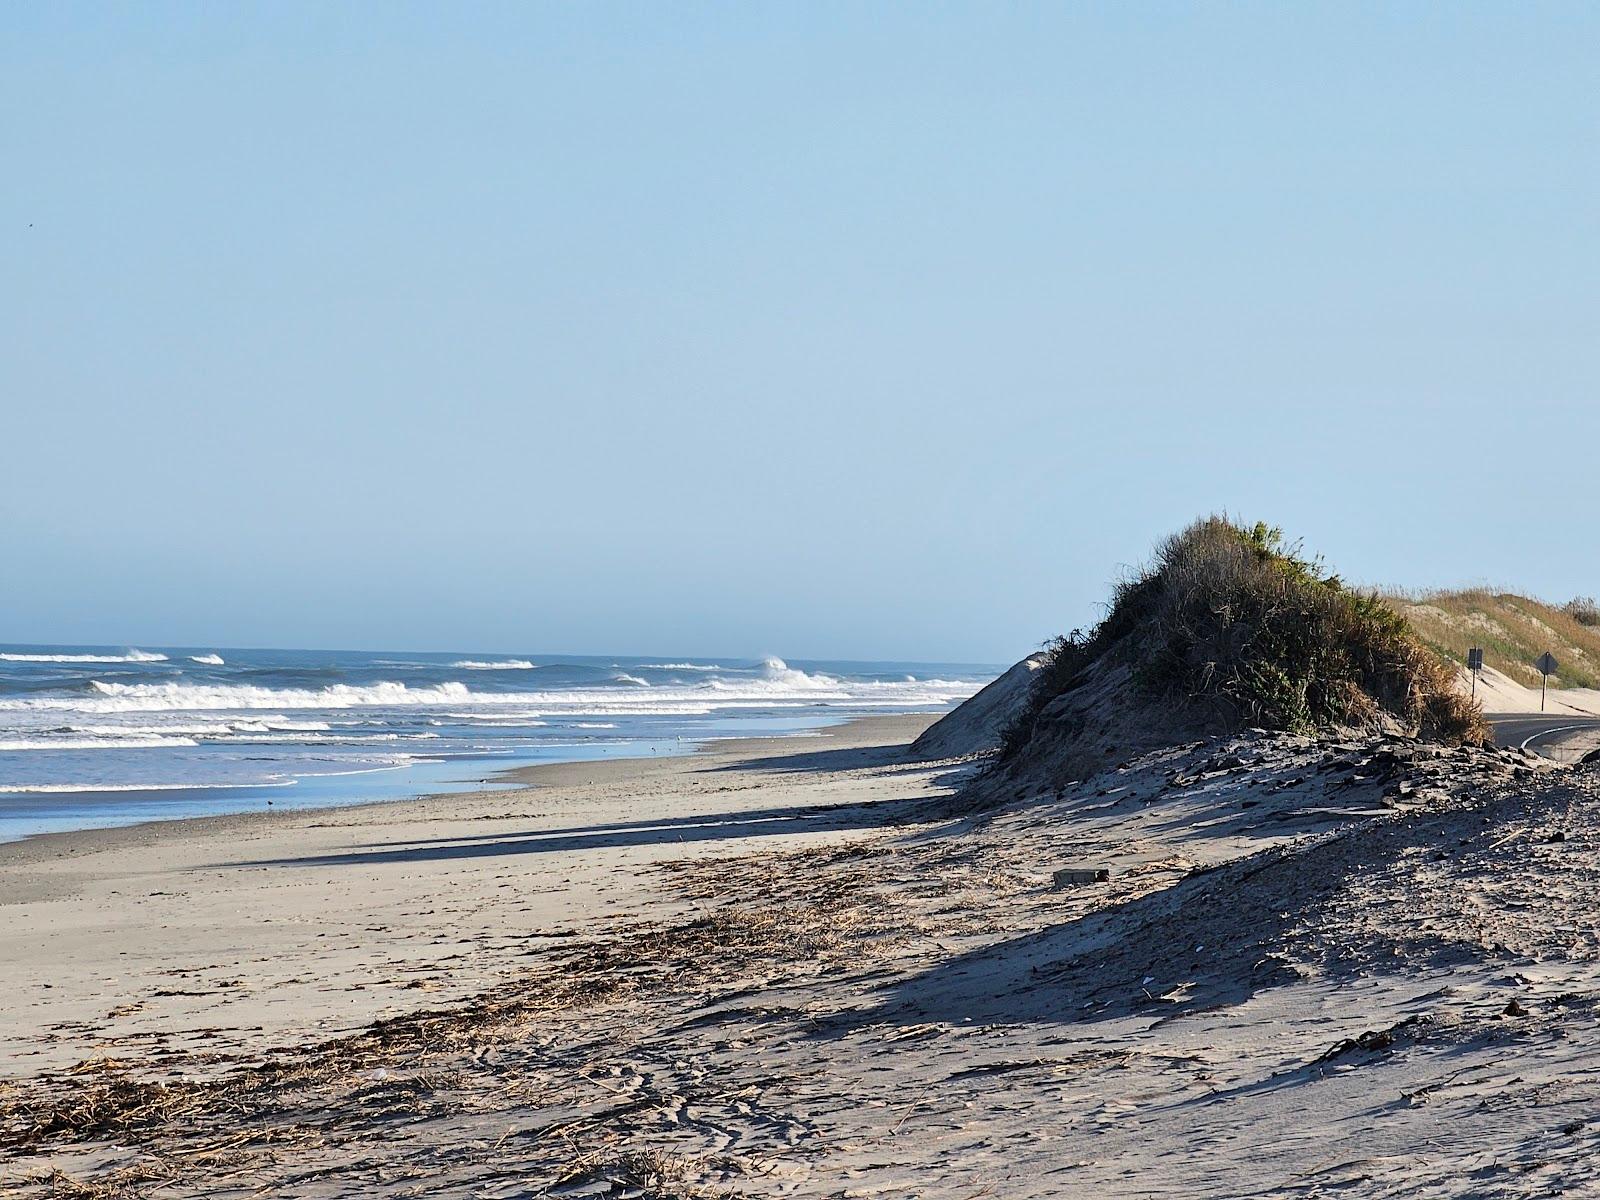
top-left (0, 645), bottom-right (996, 842)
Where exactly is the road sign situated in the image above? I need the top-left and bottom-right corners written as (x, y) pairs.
top-left (1536, 651), bottom-right (1559, 712)
top-left (1467, 648), bottom-right (1484, 671)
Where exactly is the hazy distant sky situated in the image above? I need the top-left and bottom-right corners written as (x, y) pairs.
top-left (3, 4), bottom-right (1595, 663)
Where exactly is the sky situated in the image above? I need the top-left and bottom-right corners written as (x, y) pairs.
top-left (2, 3), bottom-right (1596, 664)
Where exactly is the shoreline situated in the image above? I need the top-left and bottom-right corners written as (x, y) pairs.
top-left (0, 647), bottom-right (996, 849)
top-left (0, 710), bottom-right (900, 862)
top-left (0, 711), bottom-right (947, 1079)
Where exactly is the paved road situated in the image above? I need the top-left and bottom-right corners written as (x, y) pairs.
top-left (1486, 713), bottom-right (1600, 761)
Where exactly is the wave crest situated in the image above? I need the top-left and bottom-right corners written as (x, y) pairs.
top-left (0, 650), bottom-right (169, 664)
top-left (758, 657), bottom-right (840, 689)
top-left (0, 665), bottom-right (983, 720)
top-left (60, 679), bottom-right (476, 713)
top-left (0, 736), bottom-right (200, 751)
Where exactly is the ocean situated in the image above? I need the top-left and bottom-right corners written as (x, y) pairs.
top-left (0, 645), bottom-right (996, 842)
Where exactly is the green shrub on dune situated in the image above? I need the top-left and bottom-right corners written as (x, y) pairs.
top-left (1004, 517), bottom-right (1489, 758)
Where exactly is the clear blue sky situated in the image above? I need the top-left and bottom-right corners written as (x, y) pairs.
top-left (3, 4), bottom-right (1595, 663)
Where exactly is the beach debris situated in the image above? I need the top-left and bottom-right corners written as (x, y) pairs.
top-left (1052, 867), bottom-right (1110, 888)
top-left (1311, 1024), bottom-right (1403, 1069)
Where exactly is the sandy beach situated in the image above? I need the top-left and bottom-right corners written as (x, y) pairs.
top-left (6, 708), bottom-right (1600, 1197)
top-left (0, 716), bottom-right (944, 1082)
top-left (11, 5), bottom-right (1597, 1193)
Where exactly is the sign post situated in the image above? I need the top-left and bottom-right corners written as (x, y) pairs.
top-left (1467, 647), bottom-right (1484, 698)
top-left (1536, 651), bottom-right (1559, 712)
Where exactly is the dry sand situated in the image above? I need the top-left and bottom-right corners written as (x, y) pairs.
top-left (1464, 664), bottom-right (1600, 717)
top-left (5, 714), bottom-right (1600, 1197)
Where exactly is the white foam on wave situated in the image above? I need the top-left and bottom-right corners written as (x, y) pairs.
top-left (72, 722), bottom-right (234, 737)
top-left (4, 679), bottom-right (480, 714)
top-left (697, 657), bottom-right (848, 698)
top-left (0, 779), bottom-right (297, 794)
top-left (67, 719), bottom-right (333, 738)
top-left (638, 662), bottom-right (725, 671)
top-left (0, 664), bottom-right (983, 721)
top-left (0, 736), bottom-right (199, 751)
top-left (0, 649), bottom-right (169, 664)
top-left (452, 660), bottom-right (537, 670)
top-left (759, 657), bottom-right (840, 689)
top-left (189, 653), bottom-right (225, 666)
top-left (226, 732), bottom-right (436, 744)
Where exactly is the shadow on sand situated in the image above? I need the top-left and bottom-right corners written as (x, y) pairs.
top-left (227, 738), bottom-right (982, 870)
top-left (703, 742), bottom-right (951, 776)
top-left (225, 796), bottom-right (931, 868)
top-left (844, 790), bottom-right (1507, 1033)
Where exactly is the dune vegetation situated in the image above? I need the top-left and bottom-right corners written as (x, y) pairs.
top-left (1386, 589), bottom-right (1600, 690)
top-left (1003, 518), bottom-right (1489, 756)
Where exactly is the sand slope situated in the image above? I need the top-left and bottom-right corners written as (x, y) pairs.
top-left (909, 650), bottom-right (1045, 759)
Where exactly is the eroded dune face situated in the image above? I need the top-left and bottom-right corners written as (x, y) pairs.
top-left (910, 651), bottom-right (1048, 760)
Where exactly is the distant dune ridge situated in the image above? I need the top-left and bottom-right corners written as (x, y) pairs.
top-left (1388, 589), bottom-right (1600, 691)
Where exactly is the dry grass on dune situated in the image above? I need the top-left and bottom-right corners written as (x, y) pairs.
top-left (1387, 588), bottom-right (1600, 690)
top-left (1004, 517), bottom-right (1489, 755)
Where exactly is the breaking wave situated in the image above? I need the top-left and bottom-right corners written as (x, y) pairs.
top-left (0, 680), bottom-right (474, 714)
top-left (68, 720), bottom-right (332, 736)
top-left (0, 646), bottom-right (995, 841)
top-left (0, 780), bottom-right (297, 794)
top-left (0, 650), bottom-right (169, 664)
top-left (0, 666), bottom-right (981, 721)
top-left (759, 657), bottom-right (839, 688)
top-left (0, 736), bottom-right (200, 751)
